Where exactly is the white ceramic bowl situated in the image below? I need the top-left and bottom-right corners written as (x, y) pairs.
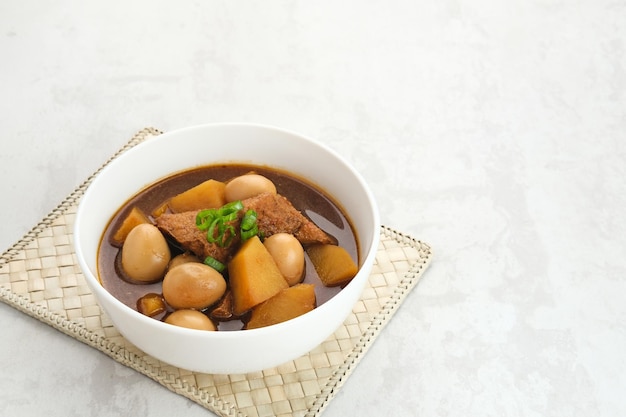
top-left (74, 123), bottom-right (380, 374)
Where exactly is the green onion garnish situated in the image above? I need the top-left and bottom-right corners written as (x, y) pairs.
top-left (240, 209), bottom-right (260, 242)
top-left (197, 201), bottom-right (243, 229)
top-left (240, 226), bottom-right (258, 241)
top-left (241, 209), bottom-right (257, 231)
top-left (203, 256), bottom-right (226, 273)
top-left (195, 201), bottom-right (261, 247)
top-left (196, 201), bottom-right (244, 247)
top-left (220, 200), bottom-right (244, 214)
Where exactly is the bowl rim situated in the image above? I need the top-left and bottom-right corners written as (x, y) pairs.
top-left (74, 122), bottom-right (381, 338)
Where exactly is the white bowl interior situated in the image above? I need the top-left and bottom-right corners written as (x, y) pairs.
top-left (74, 123), bottom-right (380, 373)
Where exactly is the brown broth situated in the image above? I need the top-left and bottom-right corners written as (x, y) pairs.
top-left (97, 164), bottom-right (358, 330)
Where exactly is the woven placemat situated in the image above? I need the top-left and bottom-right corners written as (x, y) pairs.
top-left (0, 128), bottom-right (433, 417)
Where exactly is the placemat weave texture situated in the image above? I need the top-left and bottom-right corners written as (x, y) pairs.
top-left (0, 128), bottom-right (433, 417)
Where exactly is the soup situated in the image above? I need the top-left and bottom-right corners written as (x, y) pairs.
top-left (97, 164), bottom-right (358, 331)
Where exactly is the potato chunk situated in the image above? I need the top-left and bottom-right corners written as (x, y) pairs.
top-left (246, 284), bottom-right (316, 329)
top-left (111, 206), bottom-right (150, 246)
top-left (228, 236), bottom-right (288, 315)
top-left (151, 201), bottom-right (169, 218)
top-left (136, 293), bottom-right (167, 317)
top-left (168, 179), bottom-right (227, 212)
top-left (306, 244), bottom-right (358, 287)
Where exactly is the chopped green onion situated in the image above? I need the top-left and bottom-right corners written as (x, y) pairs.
top-left (206, 218), bottom-right (220, 242)
top-left (196, 202), bottom-right (261, 246)
top-left (240, 225), bottom-right (258, 241)
top-left (203, 256), bottom-right (226, 273)
top-left (196, 209), bottom-right (217, 231)
top-left (196, 201), bottom-right (245, 247)
top-left (219, 200), bottom-right (243, 215)
top-left (222, 211), bottom-right (239, 222)
top-left (241, 209), bottom-right (257, 230)
top-left (222, 224), bottom-right (236, 247)
top-left (196, 201), bottom-right (243, 231)
top-left (240, 209), bottom-right (260, 241)
top-left (206, 217), bottom-right (236, 247)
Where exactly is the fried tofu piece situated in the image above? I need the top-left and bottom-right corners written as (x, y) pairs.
top-left (156, 211), bottom-right (237, 264)
top-left (242, 193), bottom-right (335, 245)
top-left (155, 193), bottom-right (334, 263)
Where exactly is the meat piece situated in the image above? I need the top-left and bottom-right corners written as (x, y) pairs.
top-left (155, 193), bottom-right (334, 264)
top-left (242, 193), bottom-right (335, 245)
top-left (155, 211), bottom-right (237, 264)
